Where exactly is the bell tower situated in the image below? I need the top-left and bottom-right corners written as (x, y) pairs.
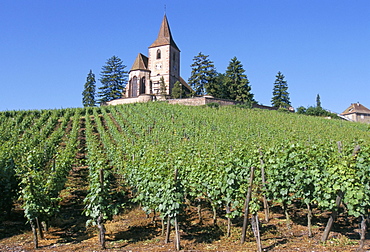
top-left (148, 15), bottom-right (180, 95)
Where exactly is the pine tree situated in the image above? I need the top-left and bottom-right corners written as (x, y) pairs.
top-left (224, 57), bottom-right (255, 103)
top-left (188, 52), bottom-right (217, 96)
top-left (82, 70), bottom-right (96, 107)
top-left (159, 76), bottom-right (167, 96)
top-left (209, 73), bottom-right (229, 99)
top-left (171, 81), bottom-right (185, 99)
top-left (271, 71), bottom-right (291, 108)
top-left (316, 94), bottom-right (321, 108)
top-left (98, 56), bottom-right (128, 104)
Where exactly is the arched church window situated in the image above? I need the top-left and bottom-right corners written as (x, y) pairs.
top-left (140, 77), bottom-right (146, 94)
top-left (157, 49), bottom-right (161, 59)
top-left (131, 76), bottom-right (138, 98)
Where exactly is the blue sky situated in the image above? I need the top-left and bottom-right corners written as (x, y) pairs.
top-left (1, 1), bottom-right (369, 113)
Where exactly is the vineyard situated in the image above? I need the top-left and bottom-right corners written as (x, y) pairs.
top-left (1, 102), bottom-right (370, 251)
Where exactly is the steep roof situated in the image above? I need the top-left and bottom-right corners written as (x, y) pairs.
top-left (130, 53), bottom-right (149, 71)
top-left (341, 103), bottom-right (370, 115)
top-left (149, 14), bottom-right (180, 51)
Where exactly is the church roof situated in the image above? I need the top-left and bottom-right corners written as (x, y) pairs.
top-left (149, 14), bottom-right (180, 51)
top-left (341, 103), bottom-right (370, 115)
top-left (130, 53), bottom-right (149, 71)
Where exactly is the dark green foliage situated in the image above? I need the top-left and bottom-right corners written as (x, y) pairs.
top-left (98, 56), bottom-right (128, 104)
top-left (224, 57), bottom-right (255, 104)
top-left (316, 94), bottom-right (322, 108)
top-left (188, 52), bottom-right (217, 96)
top-left (297, 95), bottom-right (339, 118)
top-left (297, 106), bottom-right (339, 118)
top-left (159, 76), bottom-right (167, 96)
top-left (82, 70), bottom-right (96, 107)
top-left (271, 71), bottom-right (291, 108)
top-left (205, 102), bottom-right (220, 108)
top-left (0, 156), bottom-right (18, 218)
top-left (210, 73), bottom-right (227, 99)
top-left (171, 81), bottom-right (186, 99)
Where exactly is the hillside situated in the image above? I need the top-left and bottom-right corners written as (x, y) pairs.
top-left (1, 103), bottom-right (370, 251)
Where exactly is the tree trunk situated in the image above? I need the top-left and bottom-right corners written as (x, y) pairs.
top-left (283, 202), bottom-right (291, 229)
top-left (161, 217), bottom-right (165, 236)
top-left (226, 204), bottom-right (231, 237)
top-left (197, 198), bottom-right (202, 225)
top-left (97, 214), bottom-right (106, 249)
top-left (359, 215), bottom-right (367, 251)
top-left (241, 166), bottom-right (255, 244)
top-left (212, 203), bottom-right (217, 226)
top-left (152, 210), bottom-right (157, 227)
top-left (30, 219), bottom-right (38, 249)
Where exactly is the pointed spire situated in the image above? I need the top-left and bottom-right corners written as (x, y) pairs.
top-left (149, 15), bottom-right (180, 51)
top-left (130, 53), bottom-right (148, 71)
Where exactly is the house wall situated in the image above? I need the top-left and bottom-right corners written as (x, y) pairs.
top-left (356, 113), bottom-right (370, 123)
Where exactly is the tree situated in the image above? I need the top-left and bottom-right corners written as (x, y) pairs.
top-left (188, 52), bottom-right (217, 96)
top-left (98, 56), bottom-right (128, 104)
top-left (159, 76), bottom-right (167, 96)
top-left (271, 71), bottom-right (291, 108)
top-left (82, 70), bottom-right (97, 107)
top-left (224, 57), bottom-right (255, 104)
top-left (316, 94), bottom-right (322, 108)
top-left (171, 81), bottom-right (186, 99)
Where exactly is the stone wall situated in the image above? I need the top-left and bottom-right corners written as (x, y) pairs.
top-left (168, 96), bottom-right (240, 106)
top-left (104, 94), bottom-right (153, 105)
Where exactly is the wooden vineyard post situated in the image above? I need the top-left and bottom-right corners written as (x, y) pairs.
top-left (251, 213), bottom-right (262, 252)
top-left (173, 168), bottom-right (180, 251)
top-left (241, 166), bottom-right (256, 244)
top-left (321, 143), bottom-right (360, 242)
top-left (306, 203), bottom-right (313, 237)
top-left (321, 192), bottom-right (343, 242)
top-left (259, 148), bottom-right (269, 223)
top-left (36, 217), bottom-right (44, 240)
top-left (28, 176), bottom-right (39, 249)
top-left (165, 215), bottom-right (171, 243)
top-left (98, 169), bottom-right (106, 250)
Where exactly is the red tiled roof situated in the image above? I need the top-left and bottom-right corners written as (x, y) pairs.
top-left (341, 103), bottom-right (370, 115)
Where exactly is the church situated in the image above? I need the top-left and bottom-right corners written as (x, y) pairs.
top-left (106, 15), bottom-right (191, 105)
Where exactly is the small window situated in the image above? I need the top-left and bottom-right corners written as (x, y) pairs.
top-left (173, 52), bottom-right (176, 61)
top-left (157, 49), bottom-right (161, 59)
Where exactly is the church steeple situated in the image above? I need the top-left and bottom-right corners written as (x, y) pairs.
top-left (149, 14), bottom-right (180, 51)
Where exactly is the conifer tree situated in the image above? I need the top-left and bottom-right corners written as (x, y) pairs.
top-left (316, 94), bottom-right (321, 108)
top-left (82, 70), bottom-right (97, 107)
top-left (98, 56), bottom-right (128, 104)
top-left (271, 71), bottom-right (291, 108)
top-left (159, 76), bottom-right (167, 96)
top-left (224, 57), bottom-right (255, 104)
top-left (171, 81), bottom-right (185, 99)
top-left (188, 52), bottom-right (217, 96)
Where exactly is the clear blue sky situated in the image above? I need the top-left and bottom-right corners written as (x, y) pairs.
top-left (1, 1), bottom-right (369, 113)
